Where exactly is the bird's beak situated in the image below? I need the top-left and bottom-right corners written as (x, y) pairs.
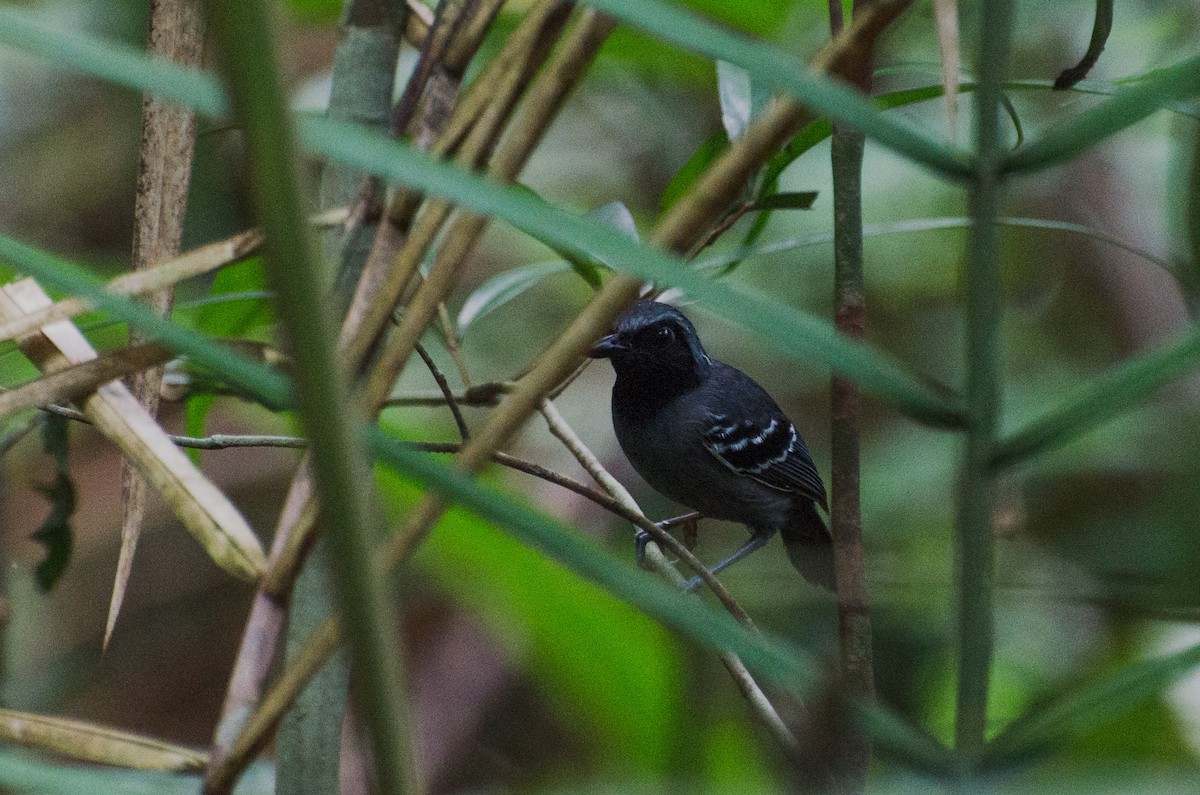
top-left (589, 333), bottom-right (624, 359)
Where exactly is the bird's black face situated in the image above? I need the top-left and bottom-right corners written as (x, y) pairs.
top-left (589, 301), bottom-right (710, 393)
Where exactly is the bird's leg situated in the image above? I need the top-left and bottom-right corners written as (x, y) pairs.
top-left (634, 528), bottom-right (653, 570)
top-left (683, 531), bottom-right (774, 593)
top-left (635, 512), bottom-right (704, 570)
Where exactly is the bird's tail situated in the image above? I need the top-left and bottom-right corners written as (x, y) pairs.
top-left (780, 500), bottom-right (835, 590)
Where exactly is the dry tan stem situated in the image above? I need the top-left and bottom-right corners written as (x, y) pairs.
top-left (358, 8), bottom-right (611, 418)
top-left (206, 8), bottom-right (542, 781)
top-left (0, 708), bottom-right (207, 772)
top-left (339, 0), bottom-right (510, 358)
top-left (344, 0), bottom-right (573, 379)
top-left (0, 280), bottom-right (264, 581)
top-left (0, 343), bottom-right (171, 419)
top-left (114, 0), bottom-right (207, 650)
top-left (208, 458), bottom-right (314, 760)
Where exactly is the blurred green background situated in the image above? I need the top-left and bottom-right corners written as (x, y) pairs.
top-left (1, 0), bottom-right (1200, 792)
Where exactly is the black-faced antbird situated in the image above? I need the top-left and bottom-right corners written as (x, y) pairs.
top-left (589, 300), bottom-right (833, 592)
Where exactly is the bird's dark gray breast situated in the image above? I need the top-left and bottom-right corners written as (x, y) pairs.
top-left (611, 382), bottom-right (792, 531)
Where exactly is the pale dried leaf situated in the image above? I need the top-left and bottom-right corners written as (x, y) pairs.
top-left (0, 280), bottom-right (266, 581)
top-left (933, 0), bottom-right (960, 142)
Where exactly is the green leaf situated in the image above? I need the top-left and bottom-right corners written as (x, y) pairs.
top-left (983, 641), bottom-right (1200, 769)
top-left (1008, 52), bottom-right (1200, 174)
top-left (382, 468), bottom-right (683, 771)
top-left (32, 413), bottom-right (74, 592)
top-left (752, 191), bottom-right (818, 211)
top-left (196, 256), bottom-right (275, 339)
top-left (660, 131), bottom-right (730, 214)
top-left (183, 393), bottom-right (216, 467)
top-left (457, 261), bottom-right (574, 335)
top-left (993, 324), bottom-right (1200, 466)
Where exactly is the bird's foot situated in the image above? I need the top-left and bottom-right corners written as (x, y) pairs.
top-left (658, 512), bottom-right (701, 549)
top-left (634, 528), bottom-right (652, 570)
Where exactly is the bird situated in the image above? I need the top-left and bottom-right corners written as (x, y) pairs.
top-left (589, 299), bottom-right (834, 591)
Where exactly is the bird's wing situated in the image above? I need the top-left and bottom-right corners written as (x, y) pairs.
top-left (702, 412), bottom-right (828, 511)
top-left (692, 362), bottom-right (828, 510)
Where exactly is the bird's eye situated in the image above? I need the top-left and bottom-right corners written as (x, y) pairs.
top-left (653, 325), bottom-right (674, 344)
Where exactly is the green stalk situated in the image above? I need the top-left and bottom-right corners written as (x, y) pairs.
top-left (279, 4), bottom-right (401, 793)
top-left (199, 2), bottom-right (414, 794)
top-left (955, 0), bottom-right (1014, 767)
top-left (828, 0), bottom-right (877, 786)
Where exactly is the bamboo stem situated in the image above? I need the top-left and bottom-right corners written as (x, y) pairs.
top-left (201, 2), bottom-right (415, 792)
top-left (954, 0), bottom-right (1014, 768)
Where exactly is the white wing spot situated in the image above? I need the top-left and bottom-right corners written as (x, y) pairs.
top-left (744, 423), bottom-right (797, 473)
top-left (750, 418), bottom-right (778, 445)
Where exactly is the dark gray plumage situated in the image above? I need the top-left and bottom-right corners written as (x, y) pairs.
top-left (589, 300), bottom-right (834, 590)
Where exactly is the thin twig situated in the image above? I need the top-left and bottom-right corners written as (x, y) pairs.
top-left (536, 398), bottom-right (810, 761)
top-left (687, 199), bottom-right (755, 260)
top-left (171, 434), bottom-right (307, 449)
top-left (380, 381), bottom-right (510, 408)
top-left (437, 300), bottom-right (472, 386)
top-left (537, 399), bottom-right (753, 628)
top-left (414, 341), bottom-right (469, 441)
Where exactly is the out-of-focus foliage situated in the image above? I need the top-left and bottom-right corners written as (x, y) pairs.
top-left (0, 0), bottom-right (1198, 792)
